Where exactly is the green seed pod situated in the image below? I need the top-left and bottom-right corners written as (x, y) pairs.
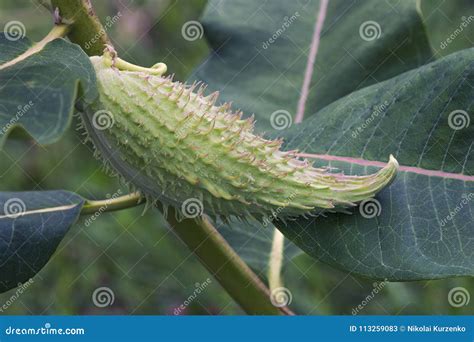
top-left (80, 50), bottom-right (398, 220)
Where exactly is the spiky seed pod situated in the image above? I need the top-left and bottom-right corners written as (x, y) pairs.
top-left (80, 51), bottom-right (398, 220)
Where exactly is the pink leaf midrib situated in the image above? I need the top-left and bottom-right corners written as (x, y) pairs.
top-left (295, 0), bottom-right (329, 124)
top-left (291, 3), bottom-right (472, 183)
top-left (297, 153), bottom-right (474, 182)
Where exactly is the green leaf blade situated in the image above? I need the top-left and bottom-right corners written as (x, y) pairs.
top-left (191, 0), bottom-right (437, 274)
top-left (193, 0), bottom-right (433, 131)
top-left (0, 191), bottom-right (84, 293)
top-left (278, 48), bottom-right (474, 280)
top-left (0, 35), bottom-right (97, 147)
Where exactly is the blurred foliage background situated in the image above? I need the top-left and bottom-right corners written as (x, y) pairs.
top-left (0, 0), bottom-right (472, 315)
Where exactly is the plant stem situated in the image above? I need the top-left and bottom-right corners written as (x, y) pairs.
top-left (268, 0), bottom-right (330, 295)
top-left (268, 227), bottom-right (285, 291)
top-left (55, 0), bottom-right (293, 315)
top-left (51, 0), bottom-right (110, 56)
top-left (80, 191), bottom-right (294, 314)
top-left (166, 209), bottom-right (294, 315)
top-left (80, 192), bottom-right (144, 214)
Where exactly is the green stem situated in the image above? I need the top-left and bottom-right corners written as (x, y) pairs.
top-left (55, 0), bottom-right (293, 315)
top-left (51, 0), bottom-right (110, 56)
top-left (166, 208), bottom-right (294, 315)
top-left (79, 191), bottom-right (293, 314)
top-left (80, 192), bottom-right (144, 214)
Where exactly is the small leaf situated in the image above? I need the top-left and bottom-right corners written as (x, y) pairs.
top-left (0, 191), bottom-right (84, 293)
top-left (0, 34), bottom-right (97, 147)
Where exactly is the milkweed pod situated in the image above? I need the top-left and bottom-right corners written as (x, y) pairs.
top-left (80, 50), bottom-right (398, 220)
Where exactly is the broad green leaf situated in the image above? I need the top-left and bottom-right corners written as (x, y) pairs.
top-left (0, 191), bottom-right (84, 293)
top-left (277, 48), bottom-right (474, 281)
top-left (0, 34), bottom-right (97, 147)
top-left (420, 0), bottom-right (474, 58)
top-left (192, 0), bottom-right (434, 272)
top-left (193, 0), bottom-right (433, 131)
